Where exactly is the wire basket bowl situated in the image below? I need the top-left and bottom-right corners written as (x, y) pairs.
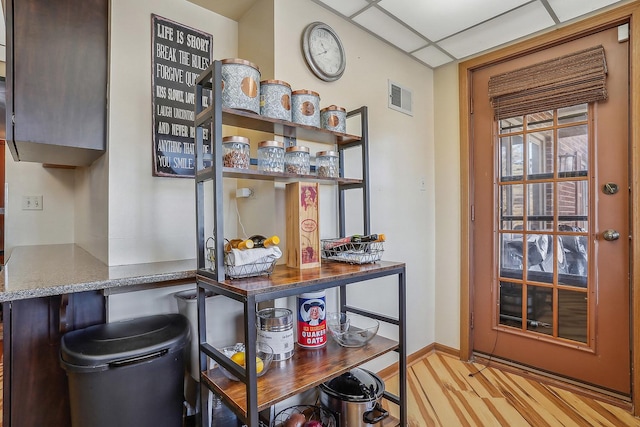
top-left (272, 405), bottom-right (336, 427)
top-left (224, 252), bottom-right (278, 279)
top-left (321, 238), bottom-right (384, 264)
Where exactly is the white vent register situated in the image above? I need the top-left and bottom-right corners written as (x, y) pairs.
top-left (388, 80), bottom-right (413, 116)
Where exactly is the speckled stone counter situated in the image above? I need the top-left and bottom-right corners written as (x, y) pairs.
top-left (0, 244), bottom-right (197, 302)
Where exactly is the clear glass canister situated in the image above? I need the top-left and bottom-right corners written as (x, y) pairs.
top-left (222, 136), bottom-right (250, 169)
top-left (316, 150), bottom-right (339, 178)
top-left (257, 140), bottom-right (285, 173)
top-left (285, 146), bottom-right (310, 174)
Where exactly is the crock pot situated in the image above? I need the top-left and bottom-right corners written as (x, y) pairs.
top-left (319, 368), bottom-right (389, 426)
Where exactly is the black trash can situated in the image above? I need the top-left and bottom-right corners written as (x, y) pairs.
top-left (60, 314), bottom-right (190, 427)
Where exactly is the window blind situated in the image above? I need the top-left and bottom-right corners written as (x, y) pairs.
top-left (488, 45), bottom-right (607, 119)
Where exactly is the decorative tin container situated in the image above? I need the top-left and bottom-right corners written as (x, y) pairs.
top-left (222, 136), bottom-right (250, 169)
top-left (292, 90), bottom-right (320, 127)
top-left (285, 146), bottom-right (311, 175)
top-left (221, 58), bottom-right (261, 114)
top-left (257, 140), bottom-right (285, 173)
top-left (257, 308), bottom-right (294, 361)
top-left (316, 151), bottom-right (339, 178)
top-left (320, 105), bottom-right (347, 133)
top-left (260, 80), bottom-right (292, 121)
top-left (297, 291), bottom-right (327, 348)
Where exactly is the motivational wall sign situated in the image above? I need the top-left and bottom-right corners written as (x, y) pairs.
top-left (152, 14), bottom-right (213, 178)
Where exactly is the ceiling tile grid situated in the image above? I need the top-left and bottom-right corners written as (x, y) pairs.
top-left (311, 0), bottom-right (628, 68)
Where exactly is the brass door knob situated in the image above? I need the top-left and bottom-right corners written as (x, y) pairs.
top-left (603, 229), bottom-right (620, 241)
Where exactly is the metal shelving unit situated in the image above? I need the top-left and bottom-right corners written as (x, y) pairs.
top-left (193, 60), bottom-right (406, 426)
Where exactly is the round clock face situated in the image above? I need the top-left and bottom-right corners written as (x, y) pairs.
top-left (302, 22), bottom-right (346, 82)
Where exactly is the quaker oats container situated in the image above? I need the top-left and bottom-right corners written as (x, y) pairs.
top-left (222, 136), bottom-right (250, 169)
top-left (257, 140), bottom-right (285, 173)
top-left (221, 58), bottom-right (261, 114)
top-left (285, 145), bottom-right (311, 175)
top-left (321, 105), bottom-right (347, 133)
top-left (292, 90), bottom-right (320, 128)
top-left (260, 80), bottom-right (292, 121)
top-left (316, 150), bottom-right (340, 178)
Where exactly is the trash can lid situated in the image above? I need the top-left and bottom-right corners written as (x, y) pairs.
top-left (60, 314), bottom-right (190, 368)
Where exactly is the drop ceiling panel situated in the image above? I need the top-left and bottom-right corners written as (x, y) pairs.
top-left (546, 0), bottom-right (624, 22)
top-left (353, 6), bottom-right (428, 52)
top-left (437, 1), bottom-right (555, 58)
top-left (316, 0), bottom-right (371, 17)
top-left (378, 0), bottom-right (531, 41)
top-left (412, 46), bottom-right (453, 68)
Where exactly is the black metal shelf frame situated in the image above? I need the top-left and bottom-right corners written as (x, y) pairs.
top-left (193, 60), bottom-right (406, 426)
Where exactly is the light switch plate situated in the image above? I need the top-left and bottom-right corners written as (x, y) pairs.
top-left (22, 195), bottom-right (43, 210)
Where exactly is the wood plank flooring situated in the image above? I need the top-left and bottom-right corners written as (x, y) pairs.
top-left (381, 352), bottom-right (640, 426)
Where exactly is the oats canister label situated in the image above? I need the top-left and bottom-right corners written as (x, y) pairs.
top-left (297, 291), bottom-right (327, 348)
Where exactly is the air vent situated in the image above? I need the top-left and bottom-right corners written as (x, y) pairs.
top-left (388, 80), bottom-right (413, 116)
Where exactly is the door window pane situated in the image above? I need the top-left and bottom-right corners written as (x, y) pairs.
top-left (526, 285), bottom-right (553, 335)
top-left (526, 234), bottom-right (553, 283)
top-left (558, 180), bottom-right (588, 230)
top-left (558, 104), bottom-right (587, 125)
top-left (558, 125), bottom-right (588, 177)
top-left (526, 111), bottom-right (553, 130)
top-left (558, 289), bottom-right (588, 343)
top-left (500, 233), bottom-right (523, 279)
top-left (500, 184), bottom-right (523, 230)
top-left (500, 135), bottom-right (524, 181)
top-left (527, 130), bottom-right (554, 179)
top-left (500, 117), bottom-right (523, 133)
top-left (500, 282), bottom-right (523, 328)
top-left (527, 182), bottom-right (554, 231)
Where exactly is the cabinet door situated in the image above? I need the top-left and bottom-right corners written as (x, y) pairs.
top-left (6, 0), bottom-right (108, 166)
top-left (3, 292), bottom-right (106, 427)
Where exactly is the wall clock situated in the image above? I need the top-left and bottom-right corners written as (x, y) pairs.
top-left (301, 22), bottom-right (346, 82)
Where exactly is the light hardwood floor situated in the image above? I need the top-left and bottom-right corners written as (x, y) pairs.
top-left (381, 352), bottom-right (640, 426)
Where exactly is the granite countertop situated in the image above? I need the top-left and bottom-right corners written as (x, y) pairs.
top-left (0, 244), bottom-right (197, 302)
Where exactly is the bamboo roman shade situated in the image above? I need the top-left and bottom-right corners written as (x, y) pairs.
top-left (488, 45), bottom-right (608, 119)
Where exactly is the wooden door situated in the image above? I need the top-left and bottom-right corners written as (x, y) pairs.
top-left (470, 25), bottom-right (630, 394)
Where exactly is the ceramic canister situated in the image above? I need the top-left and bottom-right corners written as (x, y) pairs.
top-left (292, 90), bottom-right (321, 128)
top-left (221, 58), bottom-right (261, 114)
top-left (260, 80), bottom-right (292, 121)
top-left (320, 105), bottom-right (347, 133)
top-left (297, 291), bottom-right (327, 348)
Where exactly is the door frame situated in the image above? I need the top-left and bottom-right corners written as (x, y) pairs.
top-left (459, 2), bottom-right (640, 413)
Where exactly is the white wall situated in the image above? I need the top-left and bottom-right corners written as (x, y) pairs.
top-left (5, 162), bottom-right (76, 254)
top-left (272, 0), bottom-right (437, 356)
top-left (107, 0), bottom-right (238, 265)
top-left (434, 62), bottom-right (461, 349)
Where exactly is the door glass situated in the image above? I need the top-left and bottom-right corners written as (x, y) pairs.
top-left (497, 105), bottom-right (591, 345)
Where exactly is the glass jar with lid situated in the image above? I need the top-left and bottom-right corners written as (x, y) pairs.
top-left (316, 150), bottom-right (339, 178)
top-left (257, 140), bottom-right (285, 173)
top-left (284, 146), bottom-right (310, 175)
top-left (222, 136), bottom-right (250, 169)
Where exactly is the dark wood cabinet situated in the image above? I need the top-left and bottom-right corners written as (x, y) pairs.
top-left (3, 292), bottom-right (106, 427)
top-left (6, 0), bottom-right (108, 166)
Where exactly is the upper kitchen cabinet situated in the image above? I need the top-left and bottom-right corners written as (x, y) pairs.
top-left (6, 0), bottom-right (108, 166)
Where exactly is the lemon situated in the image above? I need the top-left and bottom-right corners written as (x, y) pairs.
top-left (231, 352), bottom-right (264, 374)
top-left (230, 351), bottom-right (245, 366)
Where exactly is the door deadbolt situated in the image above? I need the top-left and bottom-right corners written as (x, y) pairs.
top-left (603, 229), bottom-right (620, 241)
top-left (603, 183), bottom-right (619, 195)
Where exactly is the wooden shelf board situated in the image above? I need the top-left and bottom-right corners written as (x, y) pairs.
top-left (197, 261), bottom-right (406, 299)
top-left (201, 335), bottom-right (399, 415)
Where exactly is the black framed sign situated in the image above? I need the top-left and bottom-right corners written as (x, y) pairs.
top-left (152, 14), bottom-right (213, 177)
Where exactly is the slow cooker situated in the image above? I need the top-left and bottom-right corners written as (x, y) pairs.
top-left (319, 368), bottom-right (389, 426)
